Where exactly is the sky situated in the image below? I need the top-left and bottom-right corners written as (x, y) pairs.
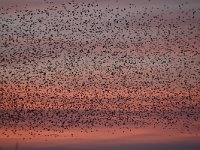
top-left (0, 0), bottom-right (200, 150)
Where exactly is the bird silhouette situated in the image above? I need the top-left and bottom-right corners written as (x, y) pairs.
top-left (0, 0), bottom-right (199, 143)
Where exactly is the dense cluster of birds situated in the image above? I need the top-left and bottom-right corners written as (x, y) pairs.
top-left (0, 0), bottom-right (200, 139)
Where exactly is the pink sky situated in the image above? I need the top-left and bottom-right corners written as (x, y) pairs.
top-left (0, 0), bottom-right (200, 150)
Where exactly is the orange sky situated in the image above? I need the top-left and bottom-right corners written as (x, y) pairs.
top-left (1, 0), bottom-right (200, 150)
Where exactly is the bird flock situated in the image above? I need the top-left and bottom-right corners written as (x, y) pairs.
top-left (0, 0), bottom-right (200, 140)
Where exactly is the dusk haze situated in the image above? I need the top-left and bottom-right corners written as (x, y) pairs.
top-left (0, 0), bottom-right (200, 150)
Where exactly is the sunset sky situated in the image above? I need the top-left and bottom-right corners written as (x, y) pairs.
top-left (0, 0), bottom-right (200, 150)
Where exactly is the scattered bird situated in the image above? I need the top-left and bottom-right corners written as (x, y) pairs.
top-left (0, 0), bottom-right (200, 140)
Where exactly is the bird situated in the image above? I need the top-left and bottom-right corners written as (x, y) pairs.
top-left (0, 0), bottom-right (199, 143)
